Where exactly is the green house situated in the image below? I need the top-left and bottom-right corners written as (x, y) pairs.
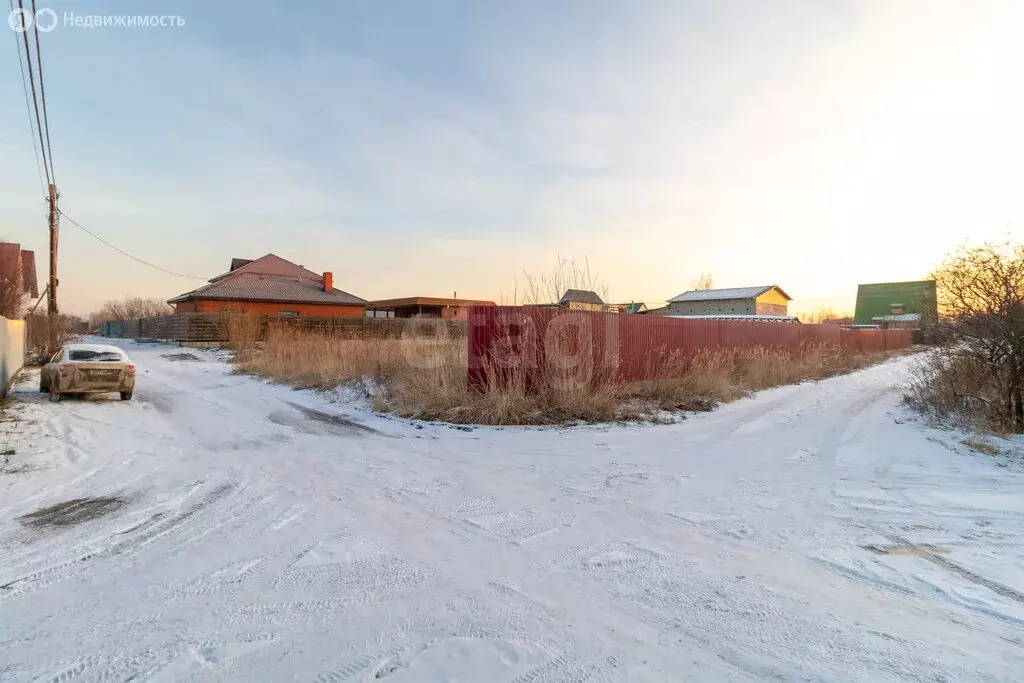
top-left (854, 280), bottom-right (937, 326)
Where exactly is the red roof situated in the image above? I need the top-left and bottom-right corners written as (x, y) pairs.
top-left (169, 254), bottom-right (367, 306)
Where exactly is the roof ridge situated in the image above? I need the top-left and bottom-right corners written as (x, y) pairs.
top-left (210, 254), bottom-right (322, 284)
top-left (669, 285), bottom-right (790, 303)
top-left (168, 267), bottom-right (368, 306)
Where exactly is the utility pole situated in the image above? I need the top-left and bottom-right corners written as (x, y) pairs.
top-left (47, 183), bottom-right (58, 353)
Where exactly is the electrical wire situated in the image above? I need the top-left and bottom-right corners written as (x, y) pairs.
top-left (15, 0), bottom-right (51, 186)
top-left (8, 0), bottom-right (45, 194)
top-left (58, 211), bottom-right (207, 280)
top-left (30, 0), bottom-right (55, 183)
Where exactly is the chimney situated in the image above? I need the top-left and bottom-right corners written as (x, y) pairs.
top-left (323, 272), bottom-right (333, 293)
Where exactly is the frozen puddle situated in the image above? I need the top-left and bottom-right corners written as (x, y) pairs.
top-left (373, 637), bottom-right (549, 681)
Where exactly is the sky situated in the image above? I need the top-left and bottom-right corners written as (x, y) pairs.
top-left (1, 0), bottom-right (1022, 316)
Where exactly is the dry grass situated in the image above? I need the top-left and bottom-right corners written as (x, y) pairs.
top-left (234, 325), bottom-right (463, 391)
top-left (233, 322), bottom-right (899, 425)
top-left (224, 313), bottom-right (265, 359)
top-left (960, 438), bottom-right (1001, 456)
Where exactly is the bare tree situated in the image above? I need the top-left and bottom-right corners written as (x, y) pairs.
top-left (522, 256), bottom-right (609, 305)
top-left (908, 241), bottom-right (1024, 431)
top-left (693, 273), bottom-right (713, 291)
top-left (0, 277), bottom-right (26, 319)
top-left (93, 296), bottom-right (174, 322)
top-left (25, 313), bottom-right (81, 356)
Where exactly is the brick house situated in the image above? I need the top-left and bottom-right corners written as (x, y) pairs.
top-left (667, 285), bottom-right (792, 317)
top-left (168, 254), bottom-right (367, 317)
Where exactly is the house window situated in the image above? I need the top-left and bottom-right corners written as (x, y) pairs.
top-left (279, 311), bottom-right (300, 319)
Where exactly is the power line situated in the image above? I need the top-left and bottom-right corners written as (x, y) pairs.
top-left (30, 0), bottom-right (55, 183)
top-left (15, 0), bottom-right (51, 186)
top-left (11, 0), bottom-right (59, 350)
top-left (58, 211), bottom-right (207, 280)
top-left (8, 0), bottom-right (45, 194)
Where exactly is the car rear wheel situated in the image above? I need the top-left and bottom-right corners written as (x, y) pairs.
top-left (48, 387), bottom-right (61, 403)
top-left (120, 391), bottom-right (133, 401)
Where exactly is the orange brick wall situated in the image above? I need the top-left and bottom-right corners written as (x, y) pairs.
top-left (174, 300), bottom-right (365, 317)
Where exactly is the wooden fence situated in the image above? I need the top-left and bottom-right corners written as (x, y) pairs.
top-left (100, 314), bottom-right (467, 342)
top-left (467, 306), bottom-right (913, 387)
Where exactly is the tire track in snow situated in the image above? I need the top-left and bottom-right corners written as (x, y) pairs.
top-left (27, 633), bottom-right (281, 683)
top-left (0, 482), bottom-right (246, 604)
top-left (308, 628), bottom-right (606, 683)
top-left (210, 536), bottom-right (435, 629)
top-left (440, 493), bottom-right (570, 547)
top-left (0, 550), bottom-right (103, 603)
top-left (510, 653), bottom-right (601, 683)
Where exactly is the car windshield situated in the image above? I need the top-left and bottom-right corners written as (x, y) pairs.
top-left (69, 350), bottom-right (123, 362)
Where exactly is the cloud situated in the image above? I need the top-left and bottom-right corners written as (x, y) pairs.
top-left (1, 0), bottom-right (1022, 313)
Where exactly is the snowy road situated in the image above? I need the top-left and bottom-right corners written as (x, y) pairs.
top-left (1, 341), bottom-right (1023, 681)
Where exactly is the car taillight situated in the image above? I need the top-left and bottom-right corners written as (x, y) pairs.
top-left (126, 364), bottom-right (136, 374)
top-left (58, 364), bottom-right (74, 376)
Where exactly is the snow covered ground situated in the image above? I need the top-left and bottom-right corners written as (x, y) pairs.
top-left (1, 340), bottom-right (1022, 681)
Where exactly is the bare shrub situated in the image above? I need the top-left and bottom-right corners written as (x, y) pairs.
top-left (905, 351), bottom-right (1002, 431)
top-left (906, 241), bottom-right (1024, 432)
top-left (25, 313), bottom-right (80, 357)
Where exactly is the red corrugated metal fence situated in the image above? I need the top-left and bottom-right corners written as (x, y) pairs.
top-left (467, 306), bottom-right (912, 388)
